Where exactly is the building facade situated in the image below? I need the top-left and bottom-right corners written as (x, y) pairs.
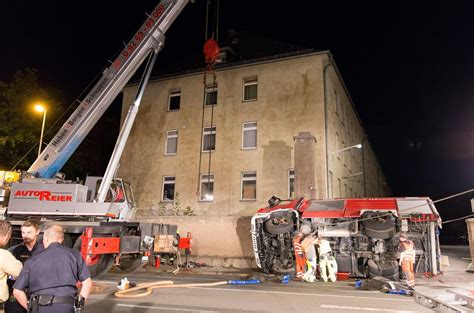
top-left (118, 50), bottom-right (391, 217)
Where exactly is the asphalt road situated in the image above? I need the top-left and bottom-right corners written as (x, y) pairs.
top-left (87, 270), bottom-right (432, 313)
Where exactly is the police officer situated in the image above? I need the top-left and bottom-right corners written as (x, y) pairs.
top-left (0, 221), bottom-right (22, 313)
top-left (6, 220), bottom-right (43, 313)
top-left (13, 225), bottom-right (92, 313)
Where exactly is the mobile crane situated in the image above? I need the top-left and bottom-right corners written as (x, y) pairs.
top-left (0, 0), bottom-right (191, 277)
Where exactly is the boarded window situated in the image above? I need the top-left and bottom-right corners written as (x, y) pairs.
top-left (241, 171), bottom-right (256, 200)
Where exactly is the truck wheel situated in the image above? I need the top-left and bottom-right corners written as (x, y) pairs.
top-left (362, 217), bottom-right (396, 239)
top-left (73, 238), bottom-right (115, 277)
top-left (116, 254), bottom-right (143, 273)
top-left (367, 259), bottom-right (399, 279)
top-left (264, 211), bottom-right (294, 234)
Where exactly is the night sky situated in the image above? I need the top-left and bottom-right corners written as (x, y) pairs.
top-left (1, 1), bottom-right (472, 231)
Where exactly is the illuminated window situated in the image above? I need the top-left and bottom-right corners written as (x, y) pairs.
top-left (165, 130), bottom-right (178, 155)
top-left (242, 122), bottom-right (257, 149)
top-left (202, 126), bottom-right (216, 152)
top-left (200, 174), bottom-right (214, 201)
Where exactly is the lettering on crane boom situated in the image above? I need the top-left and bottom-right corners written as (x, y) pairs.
top-left (13, 190), bottom-right (73, 202)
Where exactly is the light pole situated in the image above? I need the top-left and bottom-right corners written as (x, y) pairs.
top-left (34, 104), bottom-right (47, 158)
top-left (331, 143), bottom-right (362, 155)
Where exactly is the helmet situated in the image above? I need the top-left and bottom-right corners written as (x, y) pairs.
top-left (300, 222), bottom-right (312, 235)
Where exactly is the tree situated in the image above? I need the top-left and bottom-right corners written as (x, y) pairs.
top-left (0, 69), bottom-right (62, 170)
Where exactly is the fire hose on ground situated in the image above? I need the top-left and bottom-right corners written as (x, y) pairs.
top-left (114, 279), bottom-right (261, 298)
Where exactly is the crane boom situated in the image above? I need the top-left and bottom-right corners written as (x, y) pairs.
top-left (28, 0), bottom-right (189, 178)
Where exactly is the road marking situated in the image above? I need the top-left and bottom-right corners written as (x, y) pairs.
top-left (320, 304), bottom-right (418, 312)
top-left (190, 287), bottom-right (413, 302)
top-left (117, 303), bottom-right (219, 312)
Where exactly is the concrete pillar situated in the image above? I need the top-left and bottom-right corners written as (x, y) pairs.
top-left (293, 132), bottom-right (317, 199)
top-left (466, 218), bottom-right (474, 271)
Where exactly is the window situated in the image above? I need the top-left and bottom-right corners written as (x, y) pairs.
top-left (334, 90), bottom-right (340, 116)
top-left (202, 126), bottom-right (216, 152)
top-left (338, 178), bottom-right (342, 197)
top-left (241, 171), bottom-right (256, 200)
top-left (168, 89), bottom-right (181, 111)
top-left (243, 77), bottom-right (258, 101)
top-left (328, 171), bottom-right (333, 198)
top-left (165, 130), bottom-right (178, 155)
top-left (205, 84), bottom-right (218, 106)
top-left (162, 176), bottom-right (175, 201)
top-left (288, 169), bottom-right (295, 199)
top-left (242, 122), bottom-right (257, 149)
top-left (200, 174), bottom-right (214, 201)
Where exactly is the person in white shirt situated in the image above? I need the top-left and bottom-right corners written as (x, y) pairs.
top-left (0, 221), bottom-right (22, 313)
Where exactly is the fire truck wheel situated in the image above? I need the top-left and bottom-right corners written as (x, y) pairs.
top-left (362, 217), bottom-right (396, 239)
top-left (116, 254), bottom-right (143, 273)
top-left (73, 237), bottom-right (115, 277)
top-left (264, 211), bottom-right (294, 234)
top-left (367, 259), bottom-right (399, 278)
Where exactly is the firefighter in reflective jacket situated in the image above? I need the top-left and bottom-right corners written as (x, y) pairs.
top-left (293, 231), bottom-right (306, 280)
top-left (315, 237), bottom-right (338, 282)
top-left (293, 223), bottom-right (314, 282)
top-left (399, 233), bottom-right (415, 288)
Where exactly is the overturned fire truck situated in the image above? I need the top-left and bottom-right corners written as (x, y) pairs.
top-left (251, 197), bottom-right (441, 280)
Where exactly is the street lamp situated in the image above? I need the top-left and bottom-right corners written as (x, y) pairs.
top-left (331, 143), bottom-right (362, 154)
top-left (34, 103), bottom-right (47, 158)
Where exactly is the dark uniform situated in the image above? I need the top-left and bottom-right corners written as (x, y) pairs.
top-left (13, 243), bottom-right (90, 313)
top-left (6, 242), bottom-right (43, 313)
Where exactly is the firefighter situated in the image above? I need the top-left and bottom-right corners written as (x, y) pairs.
top-left (293, 222), bottom-right (312, 281)
top-left (301, 234), bottom-right (318, 283)
top-left (0, 221), bottom-right (22, 313)
top-left (6, 220), bottom-right (43, 313)
top-left (315, 236), bottom-right (337, 282)
top-left (399, 233), bottom-right (416, 289)
top-left (13, 225), bottom-right (92, 313)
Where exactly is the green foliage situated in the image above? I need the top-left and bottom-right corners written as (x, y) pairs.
top-left (0, 68), bottom-right (62, 170)
top-left (157, 192), bottom-right (194, 216)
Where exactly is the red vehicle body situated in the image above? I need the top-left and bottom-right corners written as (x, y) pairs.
top-left (251, 197), bottom-right (441, 280)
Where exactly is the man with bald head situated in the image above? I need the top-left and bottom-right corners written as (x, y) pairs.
top-left (13, 225), bottom-right (91, 312)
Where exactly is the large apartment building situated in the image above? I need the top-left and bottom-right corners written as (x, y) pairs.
top-left (118, 48), bottom-right (391, 217)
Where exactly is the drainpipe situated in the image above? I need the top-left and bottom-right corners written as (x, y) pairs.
top-left (323, 54), bottom-right (335, 199)
top-left (362, 135), bottom-right (367, 197)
